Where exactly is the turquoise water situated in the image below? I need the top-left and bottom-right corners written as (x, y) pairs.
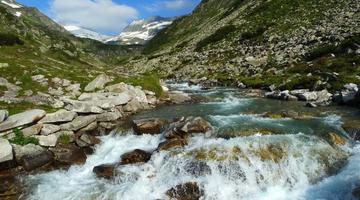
top-left (24, 83), bottom-right (360, 200)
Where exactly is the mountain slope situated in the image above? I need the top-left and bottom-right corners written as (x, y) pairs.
top-left (127, 0), bottom-right (359, 91)
top-left (0, 0), bottom-right (141, 96)
top-left (106, 16), bottom-right (173, 45)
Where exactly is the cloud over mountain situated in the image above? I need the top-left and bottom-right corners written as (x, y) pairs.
top-left (51, 0), bottom-right (138, 34)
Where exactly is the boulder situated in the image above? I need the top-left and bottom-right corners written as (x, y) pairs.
top-left (39, 109), bottom-right (77, 124)
top-left (12, 144), bottom-right (44, 162)
top-left (290, 89), bottom-right (310, 96)
top-left (63, 99), bottom-right (104, 114)
top-left (50, 144), bottom-right (86, 165)
top-left (180, 117), bottom-right (212, 134)
top-left (297, 91), bottom-right (318, 101)
top-left (96, 111), bottom-right (122, 122)
top-left (79, 121), bottom-right (98, 132)
top-left (84, 74), bottom-right (112, 92)
top-left (22, 124), bottom-right (43, 137)
top-left (36, 135), bottom-right (58, 147)
top-left (314, 90), bottom-right (333, 105)
top-left (157, 138), bottom-right (187, 151)
top-left (93, 164), bottom-right (118, 179)
top-left (342, 121), bottom-right (360, 141)
top-left (21, 151), bottom-right (54, 171)
top-left (133, 118), bottom-right (168, 135)
top-left (41, 124), bottom-right (60, 135)
top-left (0, 139), bottom-right (13, 163)
top-left (123, 99), bottom-right (149, 113)
top-left (60, 115), bottom-right (97, 131)
top-left (120, 149), bottom-right (152, 165)
top-left (167, 91), bottom-right (191, 104)
top-left (106, 83), bottom-right (148, 103)
top-left (0, 110), bottom-right (8, 123)
top-left (78, 92), bottom-right (132, 106)
top-left (166, 182), bottom-right (203, 200)
top-left (76, 133), bottom-right (101, 147)
top-left (0, 109), bottom-right (46, 132)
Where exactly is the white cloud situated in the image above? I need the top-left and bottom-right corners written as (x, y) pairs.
top-left (51, 0), bottom-right (138, 34)
top-left (146, 0), bottom-right (194, 12)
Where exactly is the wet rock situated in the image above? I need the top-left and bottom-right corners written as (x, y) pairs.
top-left (0, 139), bottom-right (13, 163)
top-left (41, 124), bottom-right (60, 135)
top-left (180, 117), bottom-right (212, 134)
top-left (21, 151), bottom-right (54, 171)
top-left (342, 121), bottom-right (360, 141)
top-left (60, 115), bottom-right (97, 131)
top-left (22, 124), bottom-right (43, 137)
top-left (50, 144), bottom-right (86, 165)
top-left (353, 186), bottom-right (360, 198)
top-left (120, 149), bottom-right (152, 165)
top-left (93, 164), bottom-right (118, 179)
top-left (39, 109), bottom-right (77, 124)
top-left (133, 118), bottom-right (168, 135)
top-left (12, 144), bottom-right (44, 162)
top-left (184, 161), bottom-right (211, 177)
top-left (36, 134), bottom-right (58, 147)
top-left (166, 182), bottom-right (204, 200)
top-left (157, 138), bottom-right (187, 151)
top-left (84, 74), bottom-right (112, 92)
top-left (96, 111), bottom-right (122, 122)
top-left (0, 109), bottom-right (46, 132)
top-left (328, 132), bottom-right (347, 145)
top-left (167, 91), bottom-right (191, 104)
top-left (0, 110), bottom-right (8, 123)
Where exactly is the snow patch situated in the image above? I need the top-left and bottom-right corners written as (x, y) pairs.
top-left (14, 11), bottom-right (21, 17)
top-left (1, 0), bottom-right (22, 8)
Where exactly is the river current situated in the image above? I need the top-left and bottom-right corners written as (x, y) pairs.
top-left (23, 83), bottom-right (360, 200)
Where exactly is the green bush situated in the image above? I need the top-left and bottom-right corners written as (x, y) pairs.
top-left (195, 25), bottom-right (237, 51)
top-left (9, 128), bottom-right (39, 146)
top-left (0, 33), bottom-right (24, 46)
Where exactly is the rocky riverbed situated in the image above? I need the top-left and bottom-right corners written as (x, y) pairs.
top-left (1, 82), bottom-right (358, 200)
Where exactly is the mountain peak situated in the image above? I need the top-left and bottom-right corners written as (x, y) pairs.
top-left (64, 25), bottom-right (110, 42)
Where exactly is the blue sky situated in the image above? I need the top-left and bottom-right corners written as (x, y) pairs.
top-left (16, 0), bottom-right (200, 35)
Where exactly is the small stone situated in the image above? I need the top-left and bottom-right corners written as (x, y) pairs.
top-left (22, 124), bottom-right (43, 137)
top-left (0, 139), bottom-right (13, 163)
top-left (36, 135), bottom-right (58, 147)
top-left (41, 124), bottom-right (60, 135)
top-left (120, 149), bottom-right (152, 165)
top-left (79, 121), bottom-right (98, 132)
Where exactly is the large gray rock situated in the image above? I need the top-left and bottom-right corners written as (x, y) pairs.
top-left (60, 115), bottom-right (97, 131)
top-left (0, 109), bottom-right (46, 132)
top-left (105, 83), bottom-right (148, 103)
top-left (96, 111), bottom-right (122, 122)
top-left (315, 90), bottom-right (333, 105)
top-left (36, 135), bottom-right (58, 147)
top-left (0, 110), bottom-right (8, 123)
top-left (84, 74), bottom-right (112, 92)
top-left (39, 109), bottom-right (77, 124)
top-left (12, 144), bottom-right (44, 162)
top-left (167, 91), bottom-right (191, 104)
top-left (22, 124), bottom-right (43, 137)
top-left (41, 124), bottom-right (61, 135)
top-left (63, 99), bottom-right (104, 114)
top-left (77, 92), bottom-right (132, 108)
top-left (297, 91), bottom-right (318, 101)
top-left (0, 139), bottom-right (13, 163)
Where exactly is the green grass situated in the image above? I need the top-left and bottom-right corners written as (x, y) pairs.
top-left (9, 128), bottom-right (39, 145)
top-left (196, 25), bottom-right (237, 51)
top-left (58, 134), bottom-right (71, 144)
top-left (0, 101), bottom-right (57, 115)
